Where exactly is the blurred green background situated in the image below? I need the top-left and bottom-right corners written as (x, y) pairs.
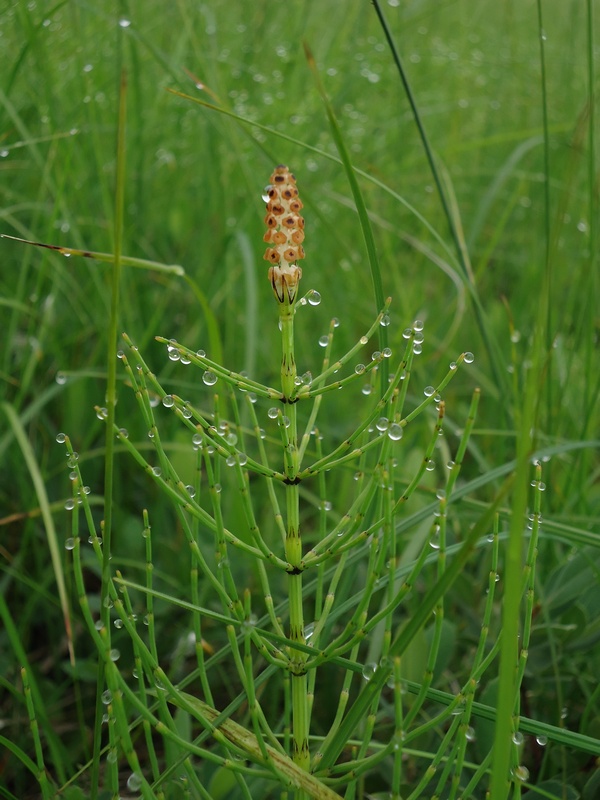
top-left (1, 0), bottom-right (599, 796)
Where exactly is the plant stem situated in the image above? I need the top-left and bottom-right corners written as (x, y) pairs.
top-left (280, 307), bottom-right (310, 789)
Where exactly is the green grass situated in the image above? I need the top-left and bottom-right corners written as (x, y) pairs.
top-left (1, 1), bottom-right (599, 798)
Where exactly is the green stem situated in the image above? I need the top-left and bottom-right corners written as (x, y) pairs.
top-left (280, 307), bottom-right (310, 789)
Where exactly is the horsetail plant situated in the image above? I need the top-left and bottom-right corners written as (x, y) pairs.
top-left (49, 165), bottom-right (544, 799)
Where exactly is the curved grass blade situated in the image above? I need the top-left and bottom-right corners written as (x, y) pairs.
top-left (1, 234), bottom-right (185, 277)
top-left (2, 401), bottom-right (74, 666)
top-left (302, 42), bottom-right (387, 389)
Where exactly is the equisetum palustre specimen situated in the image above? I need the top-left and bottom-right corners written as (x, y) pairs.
top-left (54, 164), bottom-right (490, 799)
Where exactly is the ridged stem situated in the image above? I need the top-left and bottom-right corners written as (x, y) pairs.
top-left (280, 310), bottom-right (309, 787)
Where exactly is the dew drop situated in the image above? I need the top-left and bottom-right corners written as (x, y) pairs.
top-left (376, 417), bottom-right (389, 432)
top-left (308, 291), bottom-right (321, 306)
top-left (118, 18), bottom-right (131, 28)
top-left (118, 427), bottom-right (128, 439)
top-left (168, 349), bottom-right (180, 362)
top-left (362, 662), bottom-right (377, 681)
top-left (413, 319), bottom-right (424, 332)
top-left (512, 765), bottom-right (529, 782)
top-left (65, 498), bottom-right (76, 512)
top-left (535, 734), bottom-right (548, 746)
top-left (424, 385), bottom-right (435, 397)
top-left (360, 335), bottom-right (368, 345)
top-left (512, 731), bottom-right (524, 746)
top-left (114, 619), bottom-right (123, 629)
top-left (196, 349), bottom-right (206, 358)
top-left (185, 485), bottom-right (196, 497)
top-left (402, 328), bottom-right (413, 340)
top-left (225, 432), bottom-right (238, 446)
top-left (226, 455), bottom-right (236, 467)
top-left (268, 407), bottom-right (279, 419)
top-left (449, 361), bottom-right (457, 371)
top-left (382, 347), bottom-right (392, 358)
top-left (361, 384), bottom-right (372, 395)
top-left (464, 352), bottom-right (475, 364)
top-left (109, 649), bottom-right (120, 662)
top-left (101, 690), bottom-right (112, 705)
top-left (355, 364), bottom-right (366, 374)
top-left (380, 313), bottom-right (390, 327)
top-left (202, 371), bottom-right (217, 386)
top-left (332, 317), bottom-right (340, 328)
top-left (238, 453), bottom-right (248, 466)
top-left (106, 748), bottom-right (118, 763)
top-left (318, 335), bottom-right (329, 347)
top-left (371, 350), bottom-right (381, 361)
top-left (413, 343), bottom-right (423, 355)
top-left (126, 773), bottom-right (143, 791)
top-left (55, 371), bottom-right (67, 385)
top-left (388, 423), bottom-right (403, 441)
top-left (465, 726), bottom-right (476, 742)
top-left (56, 432), bottom-right (66, 443)
top-left (425, 459), bottom-right (435, 472)
top-left (261, 185), bottom-right (272, 202)
top-left (152, 466), bottom-right (162, 477)
top-left (64, 537), bottom-right (75, 550)
top-left (214, 483), bottom-right (222, 493)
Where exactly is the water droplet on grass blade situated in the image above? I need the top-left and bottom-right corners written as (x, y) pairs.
top-left (56, 432), bottom-right (66, 443)
top-left (202, 371), bottom-right (217, 386)
top-left (464, 352), bottom-right (474, 364)
top-left (65, 538), bottom-right (75, 550)
top-left (362, 662), bottom-right (377, 681)
top-left (308, 291), bottom-right (321, 306)
top-left (119, 18), bottom-right (131, 28)
top-left (126, 773), bottom-right (143, 791)
top-left (512, 765), bottom-right (529, 782)
top-left (318, 335), bottom-right (329, 347)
